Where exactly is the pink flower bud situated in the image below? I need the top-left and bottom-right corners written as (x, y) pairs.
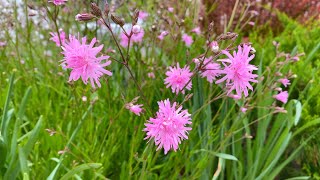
top-left (132, 25), bottom-right (141, 34)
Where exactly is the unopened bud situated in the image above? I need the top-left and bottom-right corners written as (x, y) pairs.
top-left (132, 25), bottom-right (141, 34)
top-left (75, 13), bottom-right (95, 22)
top-left (111, 14), bottom-right (125, 27)
top-left (132, 9), bottom-right (139, 25)
top-left (104, 2), bottom-right (110, 16)
top-left (210, 41), bottom-right (219, 53)
top-left (208, 21), bottom-right (214, 32)
top-left (90, 2), bottom-right (102, 17)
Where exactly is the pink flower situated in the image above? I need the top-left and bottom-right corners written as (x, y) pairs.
top-left (61, 34), bottom-right (112, 88)
top-left (168, 7), bottom-right (174, 12)
top-left (278, 78), bottom-right (290, 87)
top-left (144, 99), bottom-right (192, 154)
top-left (164, 64), bottom-right (193, 94)
top-left (148, 72), bottom-right (155, 79)
top-left (50, 29), bottom-right (66, 46)
top-left (158, 31), bottom-right (169, 40)
top-left (191, 27), bottom-right (201, 35)
top-left (0, 41), bottom-right (7, 47)
top-left (120, 28), bottom-right (144, 47)
top-left (126, 103), bottom-right (144, 116)
top-left (138, 11), bottom-right (149, 20)
top-left (216, 45), bottom-right (258, 97)
top-left (210, 41), bottom-right (219, 53)
top-left (182, 34), bottom-right (193, 47)
top-left (240, 107), bottom-right (247, 113)
top-left (200, 57), bottom-right (221, 83)
top-left (274, 91), bottom-right (288, 104)
top-left (49, 0), bottom-right (67, 6)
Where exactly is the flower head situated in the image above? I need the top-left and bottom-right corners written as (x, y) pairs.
top-left (120, 28), bottom-right (144, 47)
top-left (164, 64), bottom-right (193, 94)
top-left (126, 103), bottom-right (144, 116)
top-left (61, 34), bottom-right (112, 88)
top-left (200, 57), bottom-right (221, 83)
top-left (278, 78), bottom-right (290, 87)
top-left (144, 99), bottom-right (192, 154)
top-left (274, 91), bottom-right (288, 104)
top-left (216, 44), bottom-right (258, 97)
top-left (158, 31), bottom-right (169, 40)
top-left (49, 0), bottom-right (67, 6)
top-left (182, 34), bottom-right (193, 47)
top-left (50, 29), bottom-right (66, 46)
top-left (191, 27), bottom-right (201, 35)
top-left (138, 11), bottom-right (149, 20)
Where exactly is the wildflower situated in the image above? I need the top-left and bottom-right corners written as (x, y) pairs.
top-left (147, 72), bottom-right (155, 79)
top-left (138, 11), bottom-right (149, 20)
top-left (61, 34), bottom-right (112, 88)
top-left (49, 0), bottom-right (67, 6)
top-left (240, 107), bottom-right (247, 113)
top-left (200, 57), bottom-right (221, 83)
top-left (216, 44), bottom-right (258, 97)
top-left (0, 41), bottom-right (6, 47)
top-left (168, 7), bottom-right (174, 12)
top-left (132, 25), bottom-right (141, 34)
top-left (273, 91), bottom-right (288, 104)
top-left (120, 28), bottom-right (144, 47)
top-left (50, 29), bottom-right (66, 46)
top-left (144, 99), bottom-right (192, 154)
top-left (126, 103), bottom-right (144, 116)
top-left (278, 78), bottom-right (290, 87)
top-left (182, 34), bottom-right (193, 47)
top-left (158, 31), bottom-right (169, 40)
top-left (164, 64), bottom-right (193, 94)
top-left (191, 27), bottom-right (201, 35)
top-left (82, 96), bottom-right (87, 102)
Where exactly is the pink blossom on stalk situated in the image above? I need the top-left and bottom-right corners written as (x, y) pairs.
top-left (147, 72), bottom-right (155, 79)
top-left (144, 99), bottom-right (192, 154)
top-left (240, 107), bottom-right (247, 113)
top-left (50, 29), bottom-right (66, 46)
top-left (273, 91), bottom-right (288, 104)
top-left (216, 44), bottom-right (258, 97)
top-left (120, 28), bottom-right (144, 47)
top-left (164, 64), bottom-right (193, 94)
top-left (168, 7), bottom-right (174, 12)
top-left (126, 103), bottom-right (144, 116)
top-left (49, 0), bottom-right (67, 6)
top-left (61, 34), bottom-right (112, 88)
top-left (191, 27), bottom-right (201, 35)
top-left (200, 57), bottom-right (221, 83)
top-left (182, 34), bottom-right (193, 47)
top-left (138, 11), bottom-right (149, 20)
top-left (278, 78), bottom-right (290, 87)
top-left (158, 31), bottom-right (169, 40)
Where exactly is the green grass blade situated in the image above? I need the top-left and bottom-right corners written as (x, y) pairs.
top-left (60, 163), bottom-right (102, 180)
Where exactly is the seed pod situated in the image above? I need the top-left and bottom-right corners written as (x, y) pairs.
top-left (90, 2), bottom-right (102, 17)
top-left (111, 14), bottom-right (125, 27)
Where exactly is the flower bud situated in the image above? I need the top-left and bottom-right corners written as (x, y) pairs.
top-left (90, 2), bottom-right (102, 17)
top-left (75, 13), bottom-right (95, 22)
top-left (210, 41), bottom-right (219, 53)
top-left (132, 25), bottom-right (141, 34)
top-left (111, 14), bottom-right (125, 27)
top-left (104, 2), bottom-right (110, 16)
